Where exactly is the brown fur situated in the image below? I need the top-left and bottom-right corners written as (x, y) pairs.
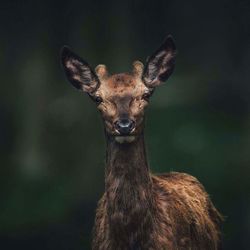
top-left (92, 134), bottom-right (222, 250)
top-left (61, 37), bottom-right (223, 249)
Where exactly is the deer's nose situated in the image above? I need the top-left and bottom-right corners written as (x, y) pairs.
top-left (115, 119), bottom-right (135, 135)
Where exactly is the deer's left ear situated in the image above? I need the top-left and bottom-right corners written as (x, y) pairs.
top-left (142, 35), bottom-right (176, 88)
top-left (61, 46), bottom-right (100, 93)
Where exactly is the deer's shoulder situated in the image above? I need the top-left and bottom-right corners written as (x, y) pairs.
top-left (152, 171), bottom-right (206, 195)
top-left (151, 172), bottom-right (222, 248)
top-left (151, 171), bottom-right (215, 217)
top-left (151, 171), bottom-right (222, 226)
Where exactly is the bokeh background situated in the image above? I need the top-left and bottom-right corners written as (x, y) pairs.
top-left (1, 0), bottom-right (250, 249)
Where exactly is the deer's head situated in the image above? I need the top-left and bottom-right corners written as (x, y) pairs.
top-left (61, 36), bottom-right (176, 144)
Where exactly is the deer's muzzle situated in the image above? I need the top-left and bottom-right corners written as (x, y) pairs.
top-left (114, 119), bottom-right (135, 136)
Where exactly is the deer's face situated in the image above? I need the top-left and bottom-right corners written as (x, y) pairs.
top-left (92, 70), bottom-right (152, 143)
top-left (61, 36), bottom-right (176, 143)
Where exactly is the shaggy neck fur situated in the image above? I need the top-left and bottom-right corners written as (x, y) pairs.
top-left (105, 133), bottom-right (154, 247)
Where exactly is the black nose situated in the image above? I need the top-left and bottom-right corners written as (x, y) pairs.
top-left (115, 119), bottom-right (135, 135)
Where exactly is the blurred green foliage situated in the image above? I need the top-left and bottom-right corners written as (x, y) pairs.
top-left (0, 0), bottom-right (250, 249)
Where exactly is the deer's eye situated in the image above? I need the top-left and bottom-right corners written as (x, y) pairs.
top-left (94, 96), bottom-right (103, 105)
top-left (142, 91), bottom-right (152, 101)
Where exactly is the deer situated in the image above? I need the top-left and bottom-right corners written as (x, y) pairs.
top-left (61, 35), bottom-right (222, 250)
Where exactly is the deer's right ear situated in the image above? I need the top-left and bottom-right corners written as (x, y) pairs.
top-left (61, 46), bottom-right (100, 93)
top-left (142, 35), bottom-right (176, 88)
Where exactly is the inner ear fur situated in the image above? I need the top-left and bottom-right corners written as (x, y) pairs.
top-left (142, 35), bottom-right (177, 88)
top-left (61, 46), bottom-right (100, 93)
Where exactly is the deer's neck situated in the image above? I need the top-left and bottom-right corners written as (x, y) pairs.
top-left (105, 133), bottom-right (154, 245)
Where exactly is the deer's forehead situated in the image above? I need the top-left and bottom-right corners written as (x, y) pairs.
top-left (97, 73), bottom-right (147, 98)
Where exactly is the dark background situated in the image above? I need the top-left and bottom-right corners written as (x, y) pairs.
top-left (1, 0), bottom-right (250, 249)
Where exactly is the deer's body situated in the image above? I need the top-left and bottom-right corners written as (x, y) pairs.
top-left (93, 135), bottom-right (221, 250)
top-left (61, 36), bottom-right (222, 249)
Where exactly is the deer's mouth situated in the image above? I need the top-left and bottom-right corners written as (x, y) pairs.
top-left (115, 135), bottom-right (136, 144)
top-left (113, 125), bottom-right (136, 144)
